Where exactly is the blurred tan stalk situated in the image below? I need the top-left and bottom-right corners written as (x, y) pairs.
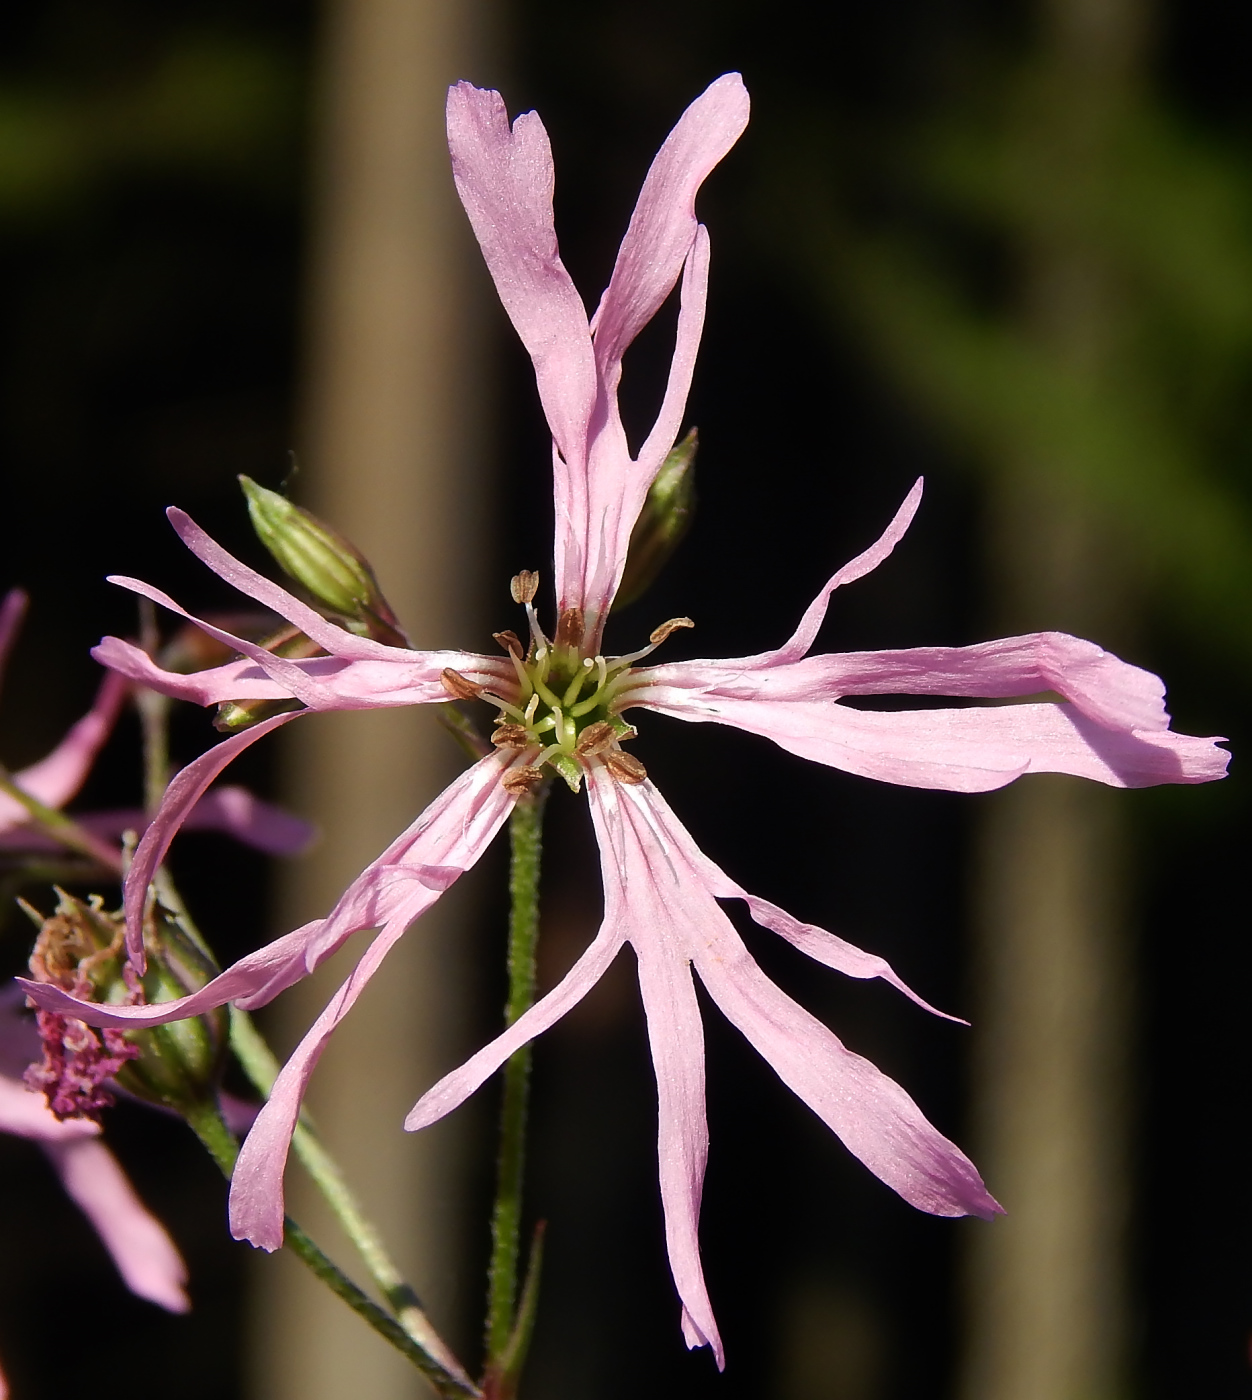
top-left (961, 1), bottom-right (1148, 1397)
top-left (249, 1), bottom-right (495, 1396)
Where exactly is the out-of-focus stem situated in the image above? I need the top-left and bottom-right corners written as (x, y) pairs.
top-left (484, 786), bottom-right (548, 1368)
top-left (137, 600), bottom-right (171, 816)
top-left (0, 765), bottom-right (122, 872)
top-left (228, 1007), bottom-right (476, 1388)
top-left (183, 1097), bottom-right (479, 1399)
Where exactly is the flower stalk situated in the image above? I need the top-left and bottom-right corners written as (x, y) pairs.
top-left (183, 1095), bottom-right (479, 1399)
top-left (484, 784), bottom-right (549, 1370)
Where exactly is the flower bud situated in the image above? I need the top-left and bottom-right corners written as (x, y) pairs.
top-left (613, 428), bottom-right (697, 611)
top-left (25, 890), bottom-right (227, 1120)
top-left (239, 476), bottom-right (407, 645)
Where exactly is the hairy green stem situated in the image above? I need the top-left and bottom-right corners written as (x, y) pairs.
top-left (484, 786), bottom-right (548, 1366)
top-left (184, 1096), bottom-right (479, 1399)
top-left (227, 1008), bottom-right (473, 1384)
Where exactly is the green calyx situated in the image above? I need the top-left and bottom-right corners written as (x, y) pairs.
top-left (613, 427), bottom-right (697, 611)
top-left (25, 889), bottom-right (227, 1116)
top-left (471, 589), bottom-right (692, 794)
top-left (239, 476), bottom-right (407, 645)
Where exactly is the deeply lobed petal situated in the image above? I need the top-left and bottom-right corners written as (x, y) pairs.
top-left (588, 770), bottom-right (1001, 1222)
top-left (0, 673), bottom-right (127, 831)
top-left (590, 74), bottom-right (749, 384)
top-left (228, 754), bottom-right (518, 1248)
top-left (446, 82), bottom-right (598, 473)
top-left (44, 1138), bottom-right (190, 1312)
top-left (638, 691), bottom-right (1228, 791)
top-left (22, 753), bottom-right (519, 1030)
top-left (0, 1073), bottom-right (100, 1142)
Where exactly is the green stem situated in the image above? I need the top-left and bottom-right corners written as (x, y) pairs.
top-left (137, 601), bottom-right (171, 815)
top-left (484, 786), bottom-right (548, 1365)
top-left (184, 1097), bottom-right (480, 1399)
top-left (228, 1009), bottom-right (473, 1385)
top-left (0, 765), bottom-right (123, 872)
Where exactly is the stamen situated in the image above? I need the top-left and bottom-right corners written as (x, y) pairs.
top-left (502, 765), bottom-right (545, 795)
top-left (603, 750), bottom-right (647, 785)
top-left (493, 630), bottom-right (523, 659)
top-left (649, 617), bottom-right (694, 646)
top-left (440, 668), bottom-right (482, 702)
top-left (607, 617), bottom-right (695, 670)
top-left (523, 694), bottom-right (540, 724)
top-left (554, 607), bottom-right (585, 649)
top-left (478, 690), bottom-right (528, 723)
top-left (526, 607), bottom-right (550, 654)
top-left (574, 721), bottom-right (616, 756)
top-left (492, 724), bottom-right (532, 749)
top-left (510, 571), bottom-right (539, 605)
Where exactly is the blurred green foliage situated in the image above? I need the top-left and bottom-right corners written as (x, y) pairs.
top-left (789, 19), bottom-right (1252, 661)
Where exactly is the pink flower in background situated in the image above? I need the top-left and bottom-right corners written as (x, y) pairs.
top-left (0, 990), bottom-right (188, 1396)
top-left (23, 75), bottom-right (1230, 1365)
top-left (0, 587), bottom-right (313, 861)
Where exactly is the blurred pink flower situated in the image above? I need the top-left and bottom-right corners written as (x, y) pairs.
top-left (0, 587), bottom-right (314, 861)
top-left (0, 989), bottom-right (188, 1395)
top-left (23, 75), bottom-right (1230, 1365)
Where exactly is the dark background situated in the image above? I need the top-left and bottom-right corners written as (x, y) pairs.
top-left (0, 2), bottom-right (1248, 1397)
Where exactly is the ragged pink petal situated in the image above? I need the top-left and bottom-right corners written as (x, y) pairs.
top-left (405, 919), bottom-right (627, 1132)
top-left (638, 691), bottom-right (1228, 792)
top-left (590, 73), bottom-right (749, 383)
top-left (643, 631), bottom-right (1175, 736)
top-left (0, 673), bottom-right (127, 830)
top-left (229, 754), bottom-right (518, 1247)
top-left (20, 921), bottom-right (326, 1028)
top-left (578, 226), bottom-right (713, 636)
top-left (634, 944), bottom-right (722, 1367)
top-left (636, 782), bottom-right (961, 1021)
top-left (93, 633), bottom-right (508, 713)
top-left (44, 1137), bottom-right (190, 1311)
top-left (72, 785), bottom-right (316, 857)
top-left (24, 753), bottom-right (519, 1029)
top-left (105, 576), bottom-right (353, 711)
top-left (230, 919), bottom-right (411, 1250)
top-left (768, 479), bottom-right (924, 665)
top-left (446, 82), bottom-right (598, 472)
top-left (166, 509), bottom-right (408, 663)
top-left (0, 1073), bottom-right (100, 1142)
top-left (121, 713), bottom-right (301, 965)
top-left (589, 771), bottom-right (1000, 1223)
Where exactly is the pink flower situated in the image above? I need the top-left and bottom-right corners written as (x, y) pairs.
top-left (0, 587), bottom-right (314, 861)
top-left (0, 988), bottom-right (189, 1397)
top-left (22, 75), bottom-right (1229, 1366)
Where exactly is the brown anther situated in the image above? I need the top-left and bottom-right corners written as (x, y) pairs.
top-left (649, 617), bottom-right (695, 646)
top-left (510, 570), bottom-right (539, 605)
top-left (602, 750), bottom-right (648, 785)
top-left (492, 723), bottom-right (532, 749)
top-left (554, 606), bottom-right (585, 648)
top-left (574, 721), bottom-right (616, 756)
top-left (440, 668), bottom-right (482, 701)
top-left (502, 765), bottom-right (545, 795)
top-left (493, 629), bottom-right (524, 659)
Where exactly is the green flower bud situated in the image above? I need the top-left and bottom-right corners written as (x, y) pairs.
top-left (613, 428), bottom-right (697, 611)
top-left (26, 890), bottom-right (227, 1118)
top-left (239, 476), bottom-right (407, 645)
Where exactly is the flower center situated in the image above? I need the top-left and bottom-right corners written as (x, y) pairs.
top-left (440, 573), bottom-right (693, 794)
